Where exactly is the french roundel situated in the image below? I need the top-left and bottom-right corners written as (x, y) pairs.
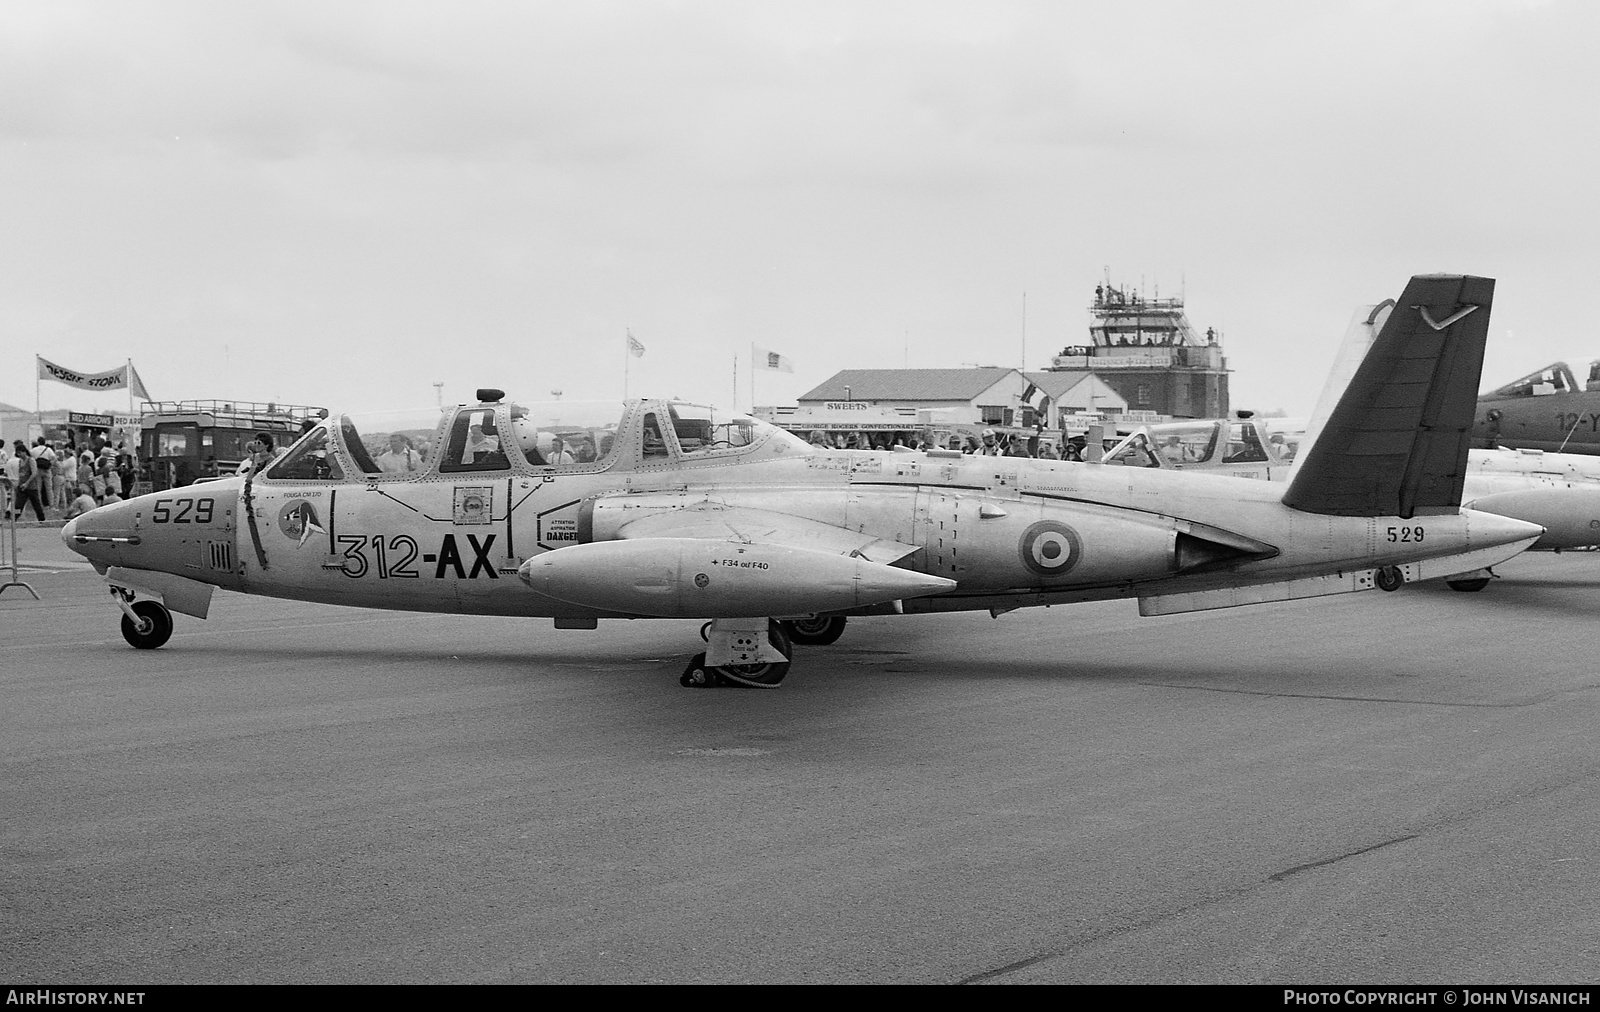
top-left (1018, 520), bottom-right (1082, 578)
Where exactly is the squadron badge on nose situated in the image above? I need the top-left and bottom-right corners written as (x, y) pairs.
top-left (277, 500), bottom-right (326, 547)
top-left (1018, 520), bottom-right (1082, 578)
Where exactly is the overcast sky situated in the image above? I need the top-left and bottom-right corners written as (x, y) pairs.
top-left (3, 0), bottom-right (1597, 418)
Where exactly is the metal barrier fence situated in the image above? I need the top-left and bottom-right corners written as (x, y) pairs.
top-left (1, 484), bottom-right (41, 600)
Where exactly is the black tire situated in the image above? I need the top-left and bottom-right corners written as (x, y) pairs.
top-left (680, 653), bottom-right (713, 687)
top-left (1447, 577), bottom-right (1491, 593)
top-left (714, 620), bottom-right (792, 687)
top-left (1374, 566), bottom-right (1404, 592)
top-left (783, 614), bottom-right (847, 646)
top-left (120, 601), bottom-right (173, 650)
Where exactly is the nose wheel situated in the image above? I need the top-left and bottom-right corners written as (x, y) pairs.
top-left (113, 589), bottom-right (174, 650)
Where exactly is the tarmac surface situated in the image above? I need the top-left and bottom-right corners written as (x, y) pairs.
top-left (3, 525), bottom-right (1598, 984)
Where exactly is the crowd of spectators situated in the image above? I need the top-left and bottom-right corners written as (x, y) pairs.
top-left (802, 428), bottom-right (1090, 461)
top-left (1, 435), bottom-right (137, 523)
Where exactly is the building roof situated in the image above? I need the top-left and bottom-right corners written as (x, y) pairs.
top-left (798, 368), bottom-right (1019, 403)
top-left (1023, 371), bottom-right (1094, 399)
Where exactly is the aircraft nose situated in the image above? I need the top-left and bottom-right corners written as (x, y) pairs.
top-left (61, 499), bottom-right (143, 567)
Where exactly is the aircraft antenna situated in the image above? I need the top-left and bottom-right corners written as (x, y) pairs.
top-left (1557, 411), bottom-right (1586, 453)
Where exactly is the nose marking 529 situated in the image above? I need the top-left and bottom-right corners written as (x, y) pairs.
top-left (151, 497), bottom-right (216, 525)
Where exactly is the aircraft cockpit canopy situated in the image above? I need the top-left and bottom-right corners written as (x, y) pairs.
top-left (266, 422), bottom-right (349, 481)
top-left (333, 401), bottom-right (624, 475)
top-left (254, 397), bottom-right (806, 482)
top-left (1104, 420), bottom-right (1221, 468)
top-left (1101, 417), bottom-right (1300, 468)
top-left (663, 402), bottom-right (808, 457)
top-left (1489, 363), bottom-right (1579, 399)
top-left (502, 401), bottom-right (622, 468)
top-left (1102, 430), bottom-right (1163, 468)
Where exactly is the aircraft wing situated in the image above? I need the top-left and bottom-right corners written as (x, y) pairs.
top-left (1284, 274), bottom-right (1493, 518)
top-left (614, 502), bottom-right (921, 565)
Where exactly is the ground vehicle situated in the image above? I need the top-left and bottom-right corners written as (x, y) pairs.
top-left (136, 400), bottom-right (324, 493)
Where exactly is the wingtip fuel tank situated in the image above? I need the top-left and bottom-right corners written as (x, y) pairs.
top-left (518, 538), bottom-right (956, 618)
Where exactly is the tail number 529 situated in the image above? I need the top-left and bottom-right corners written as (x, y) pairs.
top-left (1386, 525), bottom-right (1424, 542)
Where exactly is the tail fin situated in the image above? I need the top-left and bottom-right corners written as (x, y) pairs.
top-left (1282, 274), bottom-right (1494, 518)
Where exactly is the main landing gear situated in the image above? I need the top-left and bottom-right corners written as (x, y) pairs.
top-left (112, 588), bottom-right (173, 650)
top-left (781, 614), bottom-right (847, 646)
top-left (680, 618), bottom-right (794, 689)
top-left (1445, 568), bottom-right (1493, 593)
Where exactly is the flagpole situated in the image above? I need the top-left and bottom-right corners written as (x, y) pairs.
top-left (623, 330), bottom-right (629, 401)
top-left (35, 355), bottom-right (41, 422)
top-left (749, 343), bottom-right (755, 415)
top-left (127, 358), bottom-right (134, 415)
top-left (732, 353), bottom-right (738, 412)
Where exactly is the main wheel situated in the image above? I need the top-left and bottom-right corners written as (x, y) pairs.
top-left (783, 614), bottom-right (847, 646)
top-left (1447, 576), bottom-right (1491, 593)
top-left (714, 621), bottom-right (792, 687)
top-left (1374, 566), bottom-right (1404, 592)
top-left (120, 601), bottom-right (173, 650)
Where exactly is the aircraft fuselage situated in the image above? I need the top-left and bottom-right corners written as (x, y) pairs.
top-left (65, 402), bottom-right (1538, 624)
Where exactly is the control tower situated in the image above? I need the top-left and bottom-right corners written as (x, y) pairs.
top-left (1047, 279), bottom-right (1230, 419)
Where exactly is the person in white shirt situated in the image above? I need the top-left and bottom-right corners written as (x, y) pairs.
top-left (460, 423), bottom-right (500, 464)
top-left (60, 447), bottom-right (79, 490)
top-left (64, 486), bottom-right (98, 519)
top-left (376, 434), bottom-right (423, 474)
top-left (0, 445), bottom-right (14, 519)
top-left (546, 435), bottom-right (577, 466)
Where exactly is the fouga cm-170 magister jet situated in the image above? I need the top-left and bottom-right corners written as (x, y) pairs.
top-left (64, 274), bottom-right (1541, 688)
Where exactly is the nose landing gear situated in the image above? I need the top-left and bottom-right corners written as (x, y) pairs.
top-left (112, 588), bottom-right (174, 650)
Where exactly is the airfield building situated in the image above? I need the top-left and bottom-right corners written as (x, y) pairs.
top-left (1046, 281), bottom-right (1230, 419)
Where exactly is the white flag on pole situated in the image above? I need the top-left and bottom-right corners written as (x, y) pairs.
top-left (752, 346), bottom-right (793, 373)
top-left (627, 330), bottom-right (645, 358)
